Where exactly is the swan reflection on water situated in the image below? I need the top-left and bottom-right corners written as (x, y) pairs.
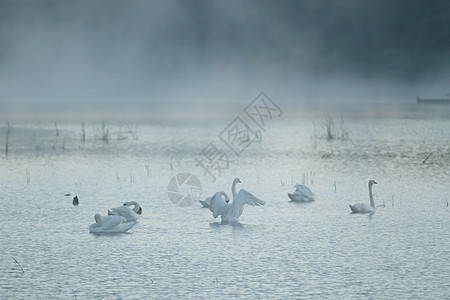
top-left (209, 221), bottom-right (244, 228)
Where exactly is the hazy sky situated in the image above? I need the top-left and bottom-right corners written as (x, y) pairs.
top-left (1, 0), bottom-right (449, 109)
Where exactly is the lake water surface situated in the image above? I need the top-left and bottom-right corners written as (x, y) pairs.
top-left (0, 102), bottom-right (449, 299)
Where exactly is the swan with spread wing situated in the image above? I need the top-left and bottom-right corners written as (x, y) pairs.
top-left (209, 178), bottom-right (265, 222)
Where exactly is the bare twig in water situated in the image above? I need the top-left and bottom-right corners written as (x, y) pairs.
top-left (377, 201), bottom-right (386, 208)
top-left (12, 257), bottom-right (24, 274)
top-left (26, 168), bottom-right (30, 184)
top-left (312, 120), bottom-right (318, 150)
top-left (255, 129), bottom-right (262, 143)
top-left (322, 152), bottom-right (332, 158)
top-left (81, 121), bottom-right (86, 142)
top-left (132, 124), bottom-right (139, 140)
top-left (300, 172), bottom-right (315, 186)
top-left (95, 121), bottom-right (109, 143)
top-left (325, 116), bottom-right (334, 141)
top-left (320, 116), bottom-right (348, 141)
top-left (5, 122), bottom-right (11, 157)
top-left (322, 145), bottom-right (333, 159)
top-left (422, 152), bottom-right (433, 164)
top-left (339, 116), bottom-right (349, 140)
top-left (145, 163), bottom-right (151, 178)
top-left (55, 122), bottom-right (59, 137)
top-left (117, 127), bottom-right (125, 140)
top-left (333, 180), bottom-right (337, 192)
top-left (143, 157), bottom-right (151, 178)
top-left (101, 121), bottom-right (109, 143)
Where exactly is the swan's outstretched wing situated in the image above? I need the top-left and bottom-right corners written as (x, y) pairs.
top-left (229, 189), bottom-right (265, 220)
top-left (199, 197), bottom-right (211, 208)
top-left (294, 184), bottom-right (303, 190)
top-left (209, 192), bottom-right (228, 218)
top-left (235, 189), bottom-right (266, 207)
top-left (293, 184), bottom-right (315, 200)
top-left (108, 205), bottom-right (138, 221)
top-left (294, 184), bottom-right (313, 195)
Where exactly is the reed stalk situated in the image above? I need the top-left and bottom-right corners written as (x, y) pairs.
top-left (81, 121), bottom-right (86, 142)
top-left (5, 122), bottom-right (11, 157)
top-left (12, 257), bottom-right (24, 274)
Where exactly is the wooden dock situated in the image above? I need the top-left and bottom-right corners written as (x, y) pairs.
top-left (417, 96), bottom-right (450, 104)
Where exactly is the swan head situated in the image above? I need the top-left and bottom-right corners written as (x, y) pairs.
top-left (369, 180), bottom-right (378, 187)
top-left (94, 214), bottom-right (102, 223)
top-left (123, 201), bottom-right (142, 214)
top-left (233, 178), bottom-right (242, 185)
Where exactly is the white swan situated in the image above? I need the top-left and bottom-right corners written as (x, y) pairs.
top-left (288, 184), bottom-right (315, 202)
top-left (209, 178), bottom-right (265, 222)
top-left (349, 180), bottom-right (377, 214)
top-left (89, 214), bottom-right (137, 233)
top-left (108, 201), bottom-right (142, 221)
top-left (199, 192), bottom-right (230, 208)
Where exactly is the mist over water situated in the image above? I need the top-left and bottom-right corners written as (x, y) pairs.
top-left (1, 0), bottom-right (449, 116)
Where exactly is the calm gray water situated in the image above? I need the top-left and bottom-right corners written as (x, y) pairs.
top-left (0, 103), bottom-right (449, 299)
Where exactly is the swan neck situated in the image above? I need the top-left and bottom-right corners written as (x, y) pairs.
top-left (369, 183), bottom-right (375, 208)
top-left (128, 201), bottom-right (140, 212)
top-left (232, 180), bottom-right (238, 198)
top-left (220, 191), bottom-right (230, 201)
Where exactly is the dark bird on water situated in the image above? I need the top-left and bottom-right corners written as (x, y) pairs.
top-left (73, 196), bottom-right (79, 205)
